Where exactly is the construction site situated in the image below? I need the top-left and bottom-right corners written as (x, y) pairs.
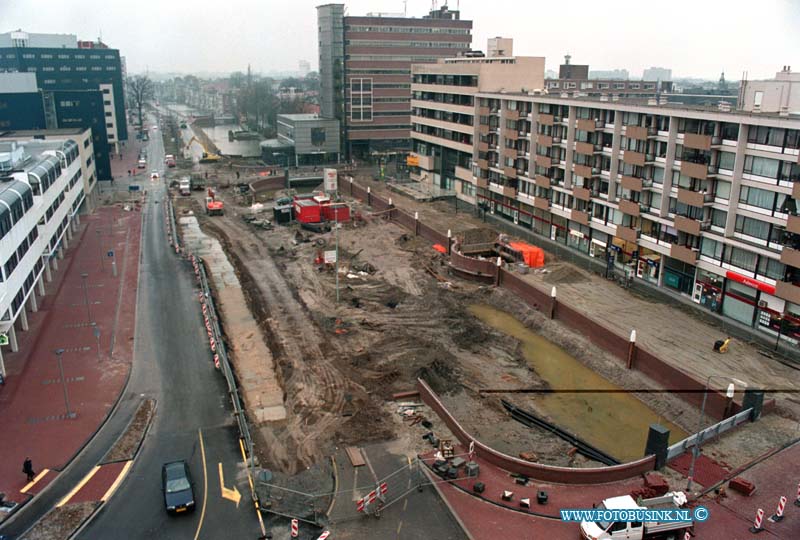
top-left (159, 111), bottom-right (800, 536)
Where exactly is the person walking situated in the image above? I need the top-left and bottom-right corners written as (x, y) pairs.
top-left (23, 458), bottom-right (35, 482)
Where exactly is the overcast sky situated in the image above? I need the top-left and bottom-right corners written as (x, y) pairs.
top-left (2, 0), bottom-right (798, 80)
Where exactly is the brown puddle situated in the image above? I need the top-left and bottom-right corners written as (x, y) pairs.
top-left (469, 304), bottom-right (688, 462)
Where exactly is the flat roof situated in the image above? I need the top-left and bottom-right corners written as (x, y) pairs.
top-left (0, 128), bottom-right (87, 137)
top-left (278, 113), bottom-right (327, 121)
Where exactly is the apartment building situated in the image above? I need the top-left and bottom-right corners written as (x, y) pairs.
top-left (470, 94), bottom-right (800, 346)
top-left (0, 30), bottom-right (127, 180)
top-left (546, 57), bottom-right (672, 99)
top-left (0, 136), bottom-right (88, 377)
top-left (409, 51), bottom-right (545, 202)
top-left (317, 4), bottom-right (472, 159)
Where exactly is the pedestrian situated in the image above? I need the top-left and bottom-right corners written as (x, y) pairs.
top-left (23, 457), bottom-right (35, 482)
top-left (236, 171), bottom-right (240, 180)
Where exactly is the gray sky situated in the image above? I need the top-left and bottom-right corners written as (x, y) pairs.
top-left (2, 0), bottom-right (798, 80)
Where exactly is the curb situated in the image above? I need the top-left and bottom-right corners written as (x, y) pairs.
top-left (423, 467), bottom-right (475, 540)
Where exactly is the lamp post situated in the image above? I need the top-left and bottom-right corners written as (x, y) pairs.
top-left (96, 229), bottom-right (105, 271)
top-left (686, 375), bottom-right (746, 492)
top-left (55, 348), bottom-right (75, 418)
top-left (80, 273), bottom-right (92, 322)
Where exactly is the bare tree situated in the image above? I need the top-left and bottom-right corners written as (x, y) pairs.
top-left (127, 75), bottom-right (154, 131)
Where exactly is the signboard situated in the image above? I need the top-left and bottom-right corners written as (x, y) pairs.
top-left (406, 155), bottom-right (420, 167)
top-left (107, 250), bottom-right (114, 258)
top-left (324, 250), bottom-right (337, 264)
top-left (725, 271), bottom-right (776, 295)
top-left (323, 168), bottom-right (338, 193)
top-left (0, 334), bottom-right (8, 346)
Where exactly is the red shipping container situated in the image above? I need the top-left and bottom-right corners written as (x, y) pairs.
top-left (294, 199), bottom-right (322, 223)
top-left (322, 203), bottom-right (350, 222)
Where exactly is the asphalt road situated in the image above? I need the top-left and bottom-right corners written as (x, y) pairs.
top-left (78, 115), bottom-right (259, 539)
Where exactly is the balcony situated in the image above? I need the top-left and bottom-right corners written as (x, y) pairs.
top-left (477, 140), bottom-right (489, 152)
top-left (476, 158), bottom-right (489, 170)
top-left (534, 197), bottom-right (551, 210)
top-left (780, 246), bottom-right (800, 268)
top-left (674, 215), bottom-right (701, 236)
top-left (573, 186), bottom-right (591, 201)
top-left (410, 152), bottom-right (434, 170)
top-left (670, 244), bottom-right (699, 265)
top-left (476, 176), bottom-right (489, 188)
top-left (538, 113), bottom-right (554, 126)
top-left (787, 214), bottom-right (800, 235)
top-left (489, 182), bottom-right (516, 198)
top-left (570, 209), bottom-right (589, 225)
top-left (501, 146), bottom-right (517, 160)
top-left (680, 160), bottom-right (709, 180)
top-left (503, 128), bottom-right (519, 141)
top-left (478, 106), bottom-right (491, 117)
top-left (619, 198), bottom-right (641, 217)
top-left (505, 109), bottom-right (520, 120)
top-left (537, 134), bottom-right (553, 147)
top-left (534, 154), bottom-right (552, 169)
top-left (620, 175), bottom-right (643, 192)
top-left (793, 182), bottom-right (800, 200)
top-left (623, 150), bottom-right (646, 167)
top-left (573, 164), bottom-right (593, 179)
top-left (478, 123), bottom-right (490, 135)
top-left (625, 125), bottom-right (648, 140)
top-left (503, 166), bottom-right (518, 179)
top-left (616, 225), bottom-right (640, 243)
top-left (776, 280), bottom-right (800, 304)
top-left (454, 166), bottom-right (473, 183)
top-left (575, 141), bottom-right (594, 156)
top-left (534, 175), bottom-right (551, 188)
top-left (677, 187), bottom-right (712, 207)
top-left (683, 133), bottom-right (712, 151)
top-left (576, 118), bottom-right (597, 132)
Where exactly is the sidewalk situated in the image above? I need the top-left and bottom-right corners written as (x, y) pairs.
top-left (109, 135), bottom-right (145, 183)
top-left (0, 204), bottom-right (142, 511)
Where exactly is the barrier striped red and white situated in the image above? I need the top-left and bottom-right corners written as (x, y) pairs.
top-left (795, 483), bottom-right (800, 507)
top-left (750, 508), bottom-right (765, 532)
top-left (316, 532), bottom-right (330, 540)
top-left (290, 518), bottom-right (298, 537)
top-left (379, 482), bottom-right (388, 495)
top-left (772, 495), bottom-right (787, 522)
top-left (367, 490), bottom-right (377, 504)
top-left (684, 531), bottom-right (690, 540)
top-left (213, 354), bottom-right (220, 369)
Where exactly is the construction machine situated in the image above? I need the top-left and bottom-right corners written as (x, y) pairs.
top-left (205, 187), bottom-right (224, 216)
top-left (185, 135), bottom-right (222, 164)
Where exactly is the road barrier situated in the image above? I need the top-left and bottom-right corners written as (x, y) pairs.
top-left (772, 495), bottom-right (787, 522)
top-left (750, 507), bottom-right (765, 533)
top-left (291, 518), bottom-right (299, 537)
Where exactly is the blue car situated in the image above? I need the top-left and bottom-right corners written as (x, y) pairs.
top-left (161, 461), bottom-right (196, 514)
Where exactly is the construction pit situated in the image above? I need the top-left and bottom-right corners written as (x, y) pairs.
top-left (168, 167), bottom-right (800, 494)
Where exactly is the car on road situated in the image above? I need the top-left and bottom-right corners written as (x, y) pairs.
top-left (161, 461), bottom-right (195, 514)
top-left (151, 171), bottom-right (160, 180)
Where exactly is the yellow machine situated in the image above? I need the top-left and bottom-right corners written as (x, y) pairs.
top-left (185, 135), bottom-right (222, 164)
top-left (713, 337), bottom-right (731, 353)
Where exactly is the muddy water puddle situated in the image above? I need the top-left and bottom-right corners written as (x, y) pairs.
top-left (469, 304), bottom-right (687, 462)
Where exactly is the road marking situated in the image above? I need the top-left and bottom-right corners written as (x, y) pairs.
top-left (193, 429), bottom-right (208, 540)
top-left (20, 469), bottom-right (50, 493)
top-left (239, 439), bottom-right (267, 537)
top-left (403, 499), bottom-right (408, 511)
top-left (397, 520), bottom-right (403, 535)
top-left (101, 460), bottom-right (133, 501)
top-left (218, 462), bottom-right (241, 507)
top-left (57, 465), bottom-right (99, 507)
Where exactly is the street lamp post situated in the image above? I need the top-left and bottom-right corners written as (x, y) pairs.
top-left (55, 348), bottom-right (75, 418)
top-left (92, 323), bottom-right (101, 360)
top-left (80, 272), bottom-right (92, 322)
top-left (96, 229), bottom-right (105, 271)
top-left (686, 375), bottom-right (745, 492)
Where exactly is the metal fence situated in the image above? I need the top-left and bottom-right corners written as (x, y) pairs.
top-left (665, 407), bottom-right (754, 462)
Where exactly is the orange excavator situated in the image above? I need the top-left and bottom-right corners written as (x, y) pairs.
top-left (205, 188), bottom-right (224, 216)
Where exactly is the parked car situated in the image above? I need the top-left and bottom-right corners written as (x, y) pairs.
top-left (161, 461), bottom-right (195, 514)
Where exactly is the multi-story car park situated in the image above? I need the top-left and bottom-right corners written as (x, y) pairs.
top-left (411, 60), bottom-right (800, 347)
top-left (0, 135), bottom-right (88, 378)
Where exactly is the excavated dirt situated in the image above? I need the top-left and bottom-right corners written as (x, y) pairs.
top-left (170, 174), bottom-right (799, 478)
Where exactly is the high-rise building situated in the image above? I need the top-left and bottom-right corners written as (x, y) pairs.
top-left (0, 30), bottom-right (127, 180)
top-left (317, 3), bottom-right (472, 159)
top-left (487, 37), bottom-right (513, 58)
top-left (298, 60), bottom-right (311, 76)
top-left (643, 67), bottom-right (673, 82)
top-left (739, 66), bottom-right (800, 115)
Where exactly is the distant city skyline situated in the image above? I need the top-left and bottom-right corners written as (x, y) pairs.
top-left (1, 0), bottom-right (797, 81)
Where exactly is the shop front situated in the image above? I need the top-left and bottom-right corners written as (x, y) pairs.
top-left (589, 233), bottom-right (608, 259)
top-left (663, 257), bottom-right (696, 295)
top-left (635, 249), bottom-right (661, 284)
top-left (567, 223), bottom-right (591, 254)
top-left (692, 268), bottom-right (724, 313)
top-left (721, 271), bottom-right (774, 327)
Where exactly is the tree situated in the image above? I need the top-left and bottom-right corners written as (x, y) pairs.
top-left (127, 75), bottom-right (154, 130)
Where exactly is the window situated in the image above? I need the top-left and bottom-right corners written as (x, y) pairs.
top-left (758, 257), bottom-right (785, 280)
top-left (744, 156), bottom-right (780, 178)
top-left (701, 237), bottom-right (723, 260)
top-left (724, 246), bottom-right (757, 272)
top-left (718, 152), bottom-right (735, 171)
top-left (739, 186), bottom-right (775, 210)
top-left (735, 215), bottom-right (770, 240)
top-left (754, 91), bottom-right (763, 108)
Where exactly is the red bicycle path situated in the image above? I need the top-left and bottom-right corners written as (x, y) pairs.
top-left (0, 203), bottom-right (142, 508)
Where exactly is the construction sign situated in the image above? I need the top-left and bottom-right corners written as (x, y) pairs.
top-left (324, 168), bottom-right (338, 193)
top-left (0, 334), bottom-right (8, 346)
top-left (406, 155), bottom-right (420, 167)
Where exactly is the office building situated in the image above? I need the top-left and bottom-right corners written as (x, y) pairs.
top-left (0, 135), bottom-right (89, 376)
top-left (643, 67), bottom-right (673, 82)
top-left (0, 30), bottom-right (127, 180)
top-left (317, 3), bottom-right (472, 159)
top-left (409, 45), bottom-right (545, 200)
top-left (272, 113), bottom-right (341, 165)
top-left (589, 69), bottom-right (630, 80)
top-left (547, 57), bottom-right (672, 98)
top-left (412, 51), bottom-right (800, 345)
top-left (487, 37), bottom-right (513, 58)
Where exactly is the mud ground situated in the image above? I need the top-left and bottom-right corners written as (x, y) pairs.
top-left (166, 161), bottom-right (799, 488)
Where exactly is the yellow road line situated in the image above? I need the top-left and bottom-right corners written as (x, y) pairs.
top-left (239, 439), bottom-right (267, 537)
top-left (100, 460), bottom-right (133, 501)
top-left (193, 429), bottom-right (208, 540)
top-left (397, 519), bottom-right (403, 535)
top-left (57, 466), bottom-right (100, 507)
top-left (20, 469), bottom-right (50, 494)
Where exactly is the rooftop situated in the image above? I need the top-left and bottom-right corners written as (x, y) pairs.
top-left (0, 128), bottom-right (87, 138)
